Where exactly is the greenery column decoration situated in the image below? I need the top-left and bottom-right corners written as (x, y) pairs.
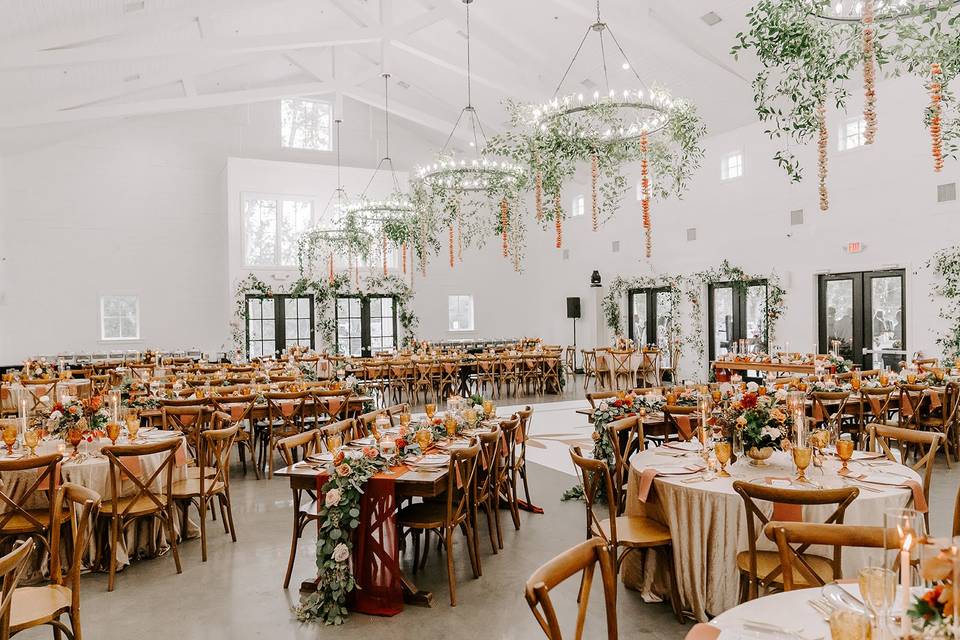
top-left (230, 274), bottom-right (274, 353)
top-left (601, 275), bottom-right (686, 374)
top-left (926, 246), bottom-right (960, 360)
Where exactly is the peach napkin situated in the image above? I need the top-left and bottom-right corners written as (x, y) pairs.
top-left (229, 405), bottom-right (246, 421)
top-left (327, 398), bottom-right (342, 417)
top-left (120, 456), bottom-right (142, 478)
top-left (673, 415), bottom-right (694, 440)
top-left (905, 480), bottom-right (928, 513)
top-left (763, 477), bottom-right (803, 522)
top-left (37, 462), bottom-right (62, 492)
top-left (281, 403), bottom-right (295, 417)
top-left (637, 464), bottom-right (704, 502)
top-left (684, 624), bottom-right (721, 640)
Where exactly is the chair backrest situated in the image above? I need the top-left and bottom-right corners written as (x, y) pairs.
top-left (606, 416), bottom-right (644, 510)
top-left (320, 419), bottom-right (360, 449)
top-left (357, 409), bottom-right (388, 436)
top-left (524, 537), bottom-right (618, 640)
top-left (101, 439), bottom-right (181, 518)
top-left (210, 393), bottom-right (257, 425)
top-left (310, 388), bottom-right (352, 422)
top-left (569, 446), bottom-right (617, 544)
top-left (609, 350), bottom-right (633, 375)
top-left (476, 429), bottom-right (501, 503)
top-left (663, 405), bottom-right (697, 442)
top-left (869, 424), bottom-right (942, 505)
top-left (732, 480), bottom-right (858, 593)
top-left (586, 391), bottom-right (617, 410)
top-left (445, 441), bottom-right (480, 528)
top-left (0, 540), bottom-right (35, 638)
top-left (160, 404), bottom-right (212, 459)
top-left (0, 453), bottom-right (63, 534)
top-left (264, 390), bottom-right (309, 426)
top-left (763, 522), bottom-right (897, 591)
top-left (516, 405), bottom-right (534, 456)
top-left (49, 483), bottom-right (101, 611)
top-left (861, 386), bottom-right (896, 422)
top-left (810, 391), bottom-right (850, 432)
top-left (197, 414), bottom-right (238, 495)
top-left (278, 429), bottom-right (324, 467)
top-left (898, 384), bottom-right (930, 427)
top-left (497, 416), bottom-right (521, 480)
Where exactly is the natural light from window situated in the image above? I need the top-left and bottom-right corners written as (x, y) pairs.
top-left (244, 195), bottom-right (314, 267)
top-left (100, 295), bottom-right (140, 341)
top-left (280, 98), bottom-right (332, 151)
top-left (570, 194), bottom-right (585, 217)
top-left (838, 117), bottom-right (866, 151)
top-left (721, 151), bottom-right (743, 180)
top-left (448, 295), bottom-right (474, 332)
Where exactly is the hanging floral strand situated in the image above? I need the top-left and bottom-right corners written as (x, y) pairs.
top-left (382, 233), bottom-right (388, 276)
top-left (354, 255), bottom-right (360, 287)
top-left (862, 0), bottom-right (877, 144)
top-left (591, 153), bottom-right (599, 232)
top-left (534, 169), bottom-right (543, 223)
top-left (640, 132), bottom-right (651, 258)
top-left (554, 192), bottom-right (562, 249)
top-left (401, 242), bottom-right (407, 274)
top-left (457, 216), bottom-right (463, 262)
top-left (931, 62), bottom-right (944, 172)
top-left (500, 198), bottom-right (509, 257)
top-left (448, 224), bottom-right (455, 269)
top-left (818, 99), bottom-right (829, 211)
top-left (328, 254), bottom-right (334, 284)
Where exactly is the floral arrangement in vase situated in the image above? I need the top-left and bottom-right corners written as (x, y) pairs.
top-left (825, 353), bottom-right (854, 373)
top-left (909, 542), bottom-right (960, 634)
top-left (716, 392), bottom-right (793, 464)
top-left (22, 359), bottom-right (57, 380)
top-left (32, 395), bottom-right (109, 438)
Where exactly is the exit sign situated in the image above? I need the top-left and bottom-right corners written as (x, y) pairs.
top-left (846, 242), bottom-right (863, 254)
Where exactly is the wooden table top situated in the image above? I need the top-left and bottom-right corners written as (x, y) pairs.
top-left (275, 461), bottom-right (449, 498)
top-left (711, 361), bottom-right (816, 374)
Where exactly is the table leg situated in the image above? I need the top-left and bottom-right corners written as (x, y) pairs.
top-left (399, 571), bottom-right (433, 606)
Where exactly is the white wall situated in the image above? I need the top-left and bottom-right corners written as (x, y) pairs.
top-left (410, 75), bottom-right (960, 380)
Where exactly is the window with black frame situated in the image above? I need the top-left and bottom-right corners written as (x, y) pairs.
top-left (245, 294), bottom-right (315, 358)
top-left (335, 295), bottom-right (398, 357)
top-left (627, 287), bottom-right (674, 368)
top-left (708, 280), bottom-right (768, 360)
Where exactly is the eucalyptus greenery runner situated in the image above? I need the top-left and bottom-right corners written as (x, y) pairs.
top-left (733, 0), bottom-right (960, 207)
top-left (926, 245), bottom-right (960, 359)
top-left (295, 451), bottom-right (386, 625)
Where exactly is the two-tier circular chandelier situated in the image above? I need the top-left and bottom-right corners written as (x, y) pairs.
top-left (412, 0), bottom-right (528, 273)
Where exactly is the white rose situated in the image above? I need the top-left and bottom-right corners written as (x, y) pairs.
top-left (49, 410), bottom-right (62, 421)
top-left (774, 389), bottom-right (787, 402)
top-left (746, 382), bottom-right (759, 393)
top-left (39, 395), bottom-right (50, 405)
top-left (598, 402), bottom-right (609, 411)
top-left (325, 488), bottom-right (341, 508)
top-left (473, 404), bottom-right (483, 413)
top-left (719, 383), bottom-right (733, 395)
top-left (761, 426), bottom-right (781, 440)
top-left (332, 542), bottom-right (350, 563)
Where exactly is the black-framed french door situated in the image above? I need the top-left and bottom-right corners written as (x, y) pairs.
top-left (817, 269), bottom-right (905, 369)
top-left (708, 280), bottom-right (769, 361)
top-left (335, 295), bottom-right (398, 357)
top-left (627, 287), bottom-right (674, 367)
top-left (245, 294), bottom-right (315, 358)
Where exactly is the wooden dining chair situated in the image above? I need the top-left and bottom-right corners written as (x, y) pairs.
top-left (100, 438), bottom-right (183, 591)
top-left (606, 415), bottom-right (644, 515)
top-left (0, 541), bottom-right (36, 640)
top-left (277, 429), bottom-right (325, 588)
top-left (310, 388), bottom-right (353, 426)
top-left (568, 445), bottom-right (682, 621)
top-left (524, 537), bottom-right (619, 640)
top-left (261, 390), bottom-right (309, 478)
top-left (732, 481), bottom-right (858, 601)
top-left (898, 384), bottom-right (931, 431)
top-left (594, 355), bottom-right (612, 391)
top-left (398, 442), bottom-right (481, 606)
top-left (473, 428), bottom-right (502, 561)
top-left (496, 416), bottom-right (523, 535)
top-left (762, 522), bottom-right (898, 591)
top-left (868, 424), bottom-right (942, 529)
top-left (542, 355), bottom-right (562, 395)
top-left (320, 419), bottom-right (362, 450)
top-left (917, 381), bottom-right (960, 467)
top-left (160, 404), bottom-right (212, 469)
top-left (171, 414), bottom-right (238, 563)
top-left (0, 454), bottom-right (65, 574)
top-left (514, 406), bottom-right (535, 507)
top-left (662, 405), bottom-right (698, 444)
top-left (810, 391), bottom-right (852, 440)
top-left (356, 409), bottom-right (388, 438)
top-left (521, 355), bottom-right (544, 397)
top-left (609, 350), bottom-right (634, 391)
top-left (8, 484), bottom-right (100, 639)
top-left (386, 403), bottom-right (409, 427)
top-left (412, 364), bottom-right (435, 405)
top-left (861, 386), bottom-right (898, 436)
top-left (497, 356), bottom-right (520, 398)
top-left (209, 393), bottom-right (259, 479)
top-left (438, 360), bottom-right (460, 400)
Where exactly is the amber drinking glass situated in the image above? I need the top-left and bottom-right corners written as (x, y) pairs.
top-left (836, 438), bottom-right (855, 474)
top-left (793, 446), bottom-right (812, 482)
top-left (714, 441), bottom-right (731, 477)
top-left (23, 429), bottom-right (38, 457)
top-left (106, 421), bottom-right (121, 445)
top-left (425, 403), bottom-right (436, 420)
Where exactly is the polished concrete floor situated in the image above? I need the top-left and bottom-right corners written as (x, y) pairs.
top-left (16, 378), bottom-right (960, 638)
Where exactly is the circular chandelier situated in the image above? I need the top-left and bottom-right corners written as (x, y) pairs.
top-left (530, 88), bottom-right (674, 141)
top-left (415, 151), bottom-right (524, 191)
top-left (814, 0), bottom-right (958, 22)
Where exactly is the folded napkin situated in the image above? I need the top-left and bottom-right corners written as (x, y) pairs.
top-left (673, 415), bottom-right (694, 440)
top-left (684, 624), bottom-right (721, 640)
top-left (229, 405), bottom-right (246, 421)
top-left (928, 389), bottom-right (942, 410)
top-left (37, 461), bottom-right (62, 492)
top-left (905, 479), bottom-right (928, 512)
top-left (637, 464), bottom-right (704, 502)
top-left (762, 477), bottom-right (804, 521)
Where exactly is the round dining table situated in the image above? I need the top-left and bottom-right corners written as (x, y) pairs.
top-left (621, 446), bottom-right (919, 621)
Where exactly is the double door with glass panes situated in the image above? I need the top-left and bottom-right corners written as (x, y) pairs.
top-left (335, 295), bottom-right (397, 357)
top-left (708, 281), bottom-right (769, 360)
top-left (818, 270), bottom-right (905, 369)
top-left (245, 295), bottom-right (314, 358)
top-left (627, 288), bottom-right (674, 368)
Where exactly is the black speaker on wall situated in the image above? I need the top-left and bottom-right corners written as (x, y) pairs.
top-left (566, 297), bottom-right (581, 319)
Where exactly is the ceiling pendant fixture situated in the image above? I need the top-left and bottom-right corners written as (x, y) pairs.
top-left (297, 118), bottom-right (371, 282)
top-left (487, 0), bottom-right (705, 260)
top-left (345, 73), bottom-right (415, 277)
top-left (412, 0), bottom-right (527, 271)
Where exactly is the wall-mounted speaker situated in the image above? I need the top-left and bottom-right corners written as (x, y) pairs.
top-left (566, 297), bottom-right (581, 319)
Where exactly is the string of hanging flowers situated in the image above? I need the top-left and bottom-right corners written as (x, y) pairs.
top-left (591, 153), bottom-right (599, 232)
top-left (640, 132), bottom-right (651, 258)
top-left (862, 0), bottom-right (877, 145)
top-left (534, 170), bottom-right (543, 222)
top-left (818, 99), bottom-right (829, 212)
top-left (448, 225), bottom-right (454, 268)
top-left (401, 242), bottom-right (407, 274)
top-left (457, 217), bottom-right (463, 262)
top-left (500, 198), bottom-right (509, 257)
top-left (554, 192), bottom-right (562, 249)
top-left (382, 234), bottom-right (388, 276)
top-left (931, 62), bottom-right (944, 172)
top-left (328, 254), bottom-right (334, 284)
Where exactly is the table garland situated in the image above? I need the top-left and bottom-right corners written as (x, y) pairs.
top-left (295, 450), bottom-right (386, 625)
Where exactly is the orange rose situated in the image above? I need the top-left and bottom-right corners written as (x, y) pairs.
top-left (335, 463), bottom-right (352, 477)
top-left (333, 451), bottom-right (345, 465)
top-left (362, 446), bottom-right (378, 459)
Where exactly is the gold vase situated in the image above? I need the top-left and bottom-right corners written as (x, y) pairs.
top-left (745, 446), bottom-right (774, 466)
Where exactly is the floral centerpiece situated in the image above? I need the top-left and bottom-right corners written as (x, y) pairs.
top-left (296, 448), bottom-right (385, 625)
top-left (716, 392), bottom-right (793, 465)
top-left (825, 353), bottom-right (854, 373)
top-left (32, 395), bottom-right (109, 438)
top-left (118, 379), bottom-right (160, 410)
top-left (909, 542), bottom-right (960, 635)
top-left (22, 359), bottom-right (57, 380)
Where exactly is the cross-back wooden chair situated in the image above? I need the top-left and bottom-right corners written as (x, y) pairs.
top-left (514, 406), bottom-right (535, 508)
top-left (0, 541), bottom-right (35, 640)
top-left (356, 409), bottom-right (388, 438)
top-left (564, 347), bottom-right (576, 381)
top-left (172, 414), bottom-right (238, 563)
top-left (398, 441), bottom-right (481, 606)
top-left (606, 415), bottom-right (644, 515)
top-left (524, 537), bottom-right (618, 640)
top-left (732, 480), bottom-right (858, 601)
top-left (869, 424), bottom-right (941, 529)
top-left (496, 416), bottom-right (523, 535)
top-left (473, 428), bottom-right (502, 559)
top-left (521, 355), bottom-right (544, 397)
top-left (438, 361), bottom-right (460, 401)
top-left (260, 390), bottom-right (309, 479)
top-left (608, 350), bottom-right (634, 391)
top-left (568, 445), bottom-right (681, 621)
top-left (386, 403), bottom-right (409, 427)
top-left (18, 381), bottom-right (58, 413)
top-left (387, 361), bottom-right (413, 405)
top-left (662, 405), bottom-right (697, 444)
top-left (209, 393), bottom-right (259, 479)
top-left (160, 403), bottom-right (212, 466)
top-left (542, 356), bottom-right (562, 395)
top-left (763, 522), bottom-right (898, 591)
top-left (918, 381), bottom-right (960, 467)
top-left (412, 364), bottom-right (435, 405)
top-left (810, 391), bottom-right (852, 440)
top-left (914, 358), bottom-right (939, 372)
top-left (898, 384), bottom-right (931, 431)
top-left (638, 350), bottom-right (661, 388)
top-left (8, 483), bottom-right (100, 639)
top-left (277, 429), bottom-right (325, 588)
top-left (99, 438), bottom-right (183, 591)
top-left (497, 357), bottom-right (519, 398)
top-left (581, 350), bottom-right (597, 391)
top-left (320, 419), bottom-right (361, 450)
top-left (861, 386), bottom-right (898, 436)
top-left (0, 454), bottom-right (64, 571)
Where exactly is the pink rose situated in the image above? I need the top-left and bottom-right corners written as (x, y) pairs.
top-left (335, 463), bottom-right (351, 477)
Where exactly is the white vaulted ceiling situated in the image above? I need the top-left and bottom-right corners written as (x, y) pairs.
top-left (0, 0), bottom-right (761, 159)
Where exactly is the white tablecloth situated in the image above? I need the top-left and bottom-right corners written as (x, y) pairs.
top-left (622, 448), bottom-right (917, 620)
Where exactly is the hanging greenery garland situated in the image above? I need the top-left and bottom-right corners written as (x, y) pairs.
top-left (925, 245), bottom-right (960, 360)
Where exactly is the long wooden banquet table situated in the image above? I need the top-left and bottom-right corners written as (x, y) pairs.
top-left (138, 394), bottom-right (374, 426)
top-left (712, 360), bottom-right (816, 377)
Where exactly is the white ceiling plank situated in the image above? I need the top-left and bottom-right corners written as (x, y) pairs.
top-left (0, 80), bottom-right (336, 128)
top-left (342, 86), bottom-right (471, 143)
top-left (390, 41), bottom-right (518, 98)
top-left (647, 1), bottom-right (748, 83)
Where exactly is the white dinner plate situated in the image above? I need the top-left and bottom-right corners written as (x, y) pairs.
top-left (649, 464), bottom-right (703, 476)
top-left (664, 441), bottom-right (702, 452)
top-left (856, 472), bottom-right (909, 486)
top-left (411, 454), bottom-right (449, 467)
top-left (307, 452), bottom-right (334, 463)
top-left (350, 437), bottom-right (375, 447)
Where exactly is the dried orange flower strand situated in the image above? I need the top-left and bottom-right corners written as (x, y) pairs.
top-left (818, 100), bottom-right (829, 212)
top-left (862, 0), bottom-right (877, 144)
top-left (382, 234), bottom-right (388, 276)
top-left (501, 198), bottom-right (510, 257)
top-left (640, 132), bottom-right (652, 258)
top-left (448, 225), bottom-right (454, 269)
top-left (932, 62), bottom-right (944, 172)
top-left (534, 171), bottom-right (543, 222)
top-left (401, 242), bottom-right (407, 274)
top-left (328, 254), bottom-right (334, 283)
top-left (554, 192), bottom-right (562, 249)
top-left (591, 153), bottom-right (599, 232)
